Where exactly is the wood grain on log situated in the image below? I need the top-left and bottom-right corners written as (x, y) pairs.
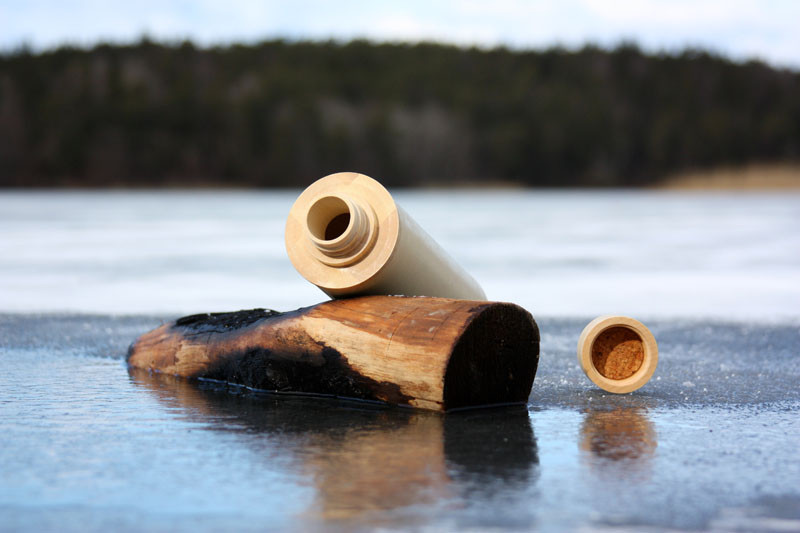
top-left (127, 295), bottom-right (539, 411)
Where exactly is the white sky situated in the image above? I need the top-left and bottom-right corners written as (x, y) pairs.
top-left (2, 0), bottom-right (799, 69)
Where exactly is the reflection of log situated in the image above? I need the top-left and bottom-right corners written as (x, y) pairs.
top-left (445, 407), bottom-right (539, 491)
top-left (127, 295), bottom-right (539, 411)
top-left (129, 369), bottom-right (539, 524)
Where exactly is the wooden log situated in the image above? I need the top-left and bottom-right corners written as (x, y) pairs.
top-left (127, 295), bottom-right (539, 411)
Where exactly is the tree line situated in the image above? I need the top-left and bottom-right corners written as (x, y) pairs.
top-left (1, 38), bottom-right (798, 187)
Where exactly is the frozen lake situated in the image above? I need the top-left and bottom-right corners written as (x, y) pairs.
top-left (1, 189), bottom-right (799, 532)
top-left (1, 189), bottom-right (798, 320)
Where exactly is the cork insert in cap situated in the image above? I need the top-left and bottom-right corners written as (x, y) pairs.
top-left (591, 327), bottom-right (644, 380)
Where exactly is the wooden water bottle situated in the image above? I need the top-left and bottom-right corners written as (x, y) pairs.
top-left (285, 172), bottom-right (486, 300)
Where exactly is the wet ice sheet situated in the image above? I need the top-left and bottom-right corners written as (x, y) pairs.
top-left (1, 314), bottom-right (798, 532)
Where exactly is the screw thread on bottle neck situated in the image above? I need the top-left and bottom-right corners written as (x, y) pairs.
top-left (306, 194), bottom-right (372, 261)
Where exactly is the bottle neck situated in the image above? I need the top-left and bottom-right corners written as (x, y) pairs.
top-left (306, 194), bottom-right (375, 266)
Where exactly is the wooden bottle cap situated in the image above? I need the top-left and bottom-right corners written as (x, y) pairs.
top-left (577, 315), bottom-right (658, 394)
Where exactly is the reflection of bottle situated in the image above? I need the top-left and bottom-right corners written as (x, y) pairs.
top-left (285, 172), bottom-right (486, 299)
top-left (304, 414), bottom-right (452, 521)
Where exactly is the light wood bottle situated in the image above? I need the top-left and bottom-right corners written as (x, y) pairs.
top-left (285, 172), bottom-right (486, 300)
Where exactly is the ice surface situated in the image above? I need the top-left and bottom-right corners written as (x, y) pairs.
top-left (0, 314), bottom-right (798, 532)
top-left (1, 189), bottom-right (799, 321)
top-left (2, 190), bottom-right (799, 531)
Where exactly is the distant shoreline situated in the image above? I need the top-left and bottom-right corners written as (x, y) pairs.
top-left (657, 163), bottom-right (800, 190)
top-left (2, 164), bottom-right (800, 191)
top-left (3, 40), bottom-right (799, 190)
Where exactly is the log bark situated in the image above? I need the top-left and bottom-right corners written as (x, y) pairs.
top-left (127, 295), bottom-right (539, 411)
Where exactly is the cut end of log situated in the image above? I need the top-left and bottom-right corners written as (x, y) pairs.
top-left (444, 303), bottom-right (540, 410)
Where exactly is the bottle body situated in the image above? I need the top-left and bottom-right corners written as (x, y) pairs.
top-left (285, 172), bottom-right (486, 300)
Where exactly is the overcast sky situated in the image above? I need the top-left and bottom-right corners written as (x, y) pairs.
top-left (2, 0), bottom-right (799, 68)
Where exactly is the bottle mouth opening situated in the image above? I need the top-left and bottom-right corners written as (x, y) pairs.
top-left (590, 326), bottom-right (644, 380)
top-left (307, 196), bottom-right (351, 242)
top-left (305, 194), bottom-right (376, 266)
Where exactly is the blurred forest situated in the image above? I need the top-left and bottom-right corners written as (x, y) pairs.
top-left (1, 39), bottom-right (799, 187)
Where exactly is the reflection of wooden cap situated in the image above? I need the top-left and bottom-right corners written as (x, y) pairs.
top-left (578, 316), bottom-right (658, 394)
